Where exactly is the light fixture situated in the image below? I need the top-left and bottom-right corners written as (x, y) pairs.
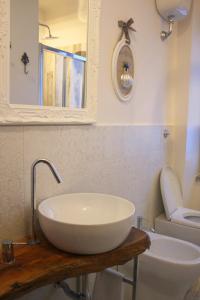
top-left (160, 15), bottom-right (174, 41)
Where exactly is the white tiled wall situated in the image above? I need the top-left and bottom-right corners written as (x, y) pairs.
top-left (0, 124), bottom-right (173, 242)
top-left (0, 127), bottom-right (25, 241)
top-left (0, 124), bottom-right (173, 300)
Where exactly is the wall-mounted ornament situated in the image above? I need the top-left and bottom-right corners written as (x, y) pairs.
top-left (112, 18), bottom-right (136, 102)
top-left (156, 0), bottom-right (192, 41)
top-left (21, 52), bottom-right (30, 75)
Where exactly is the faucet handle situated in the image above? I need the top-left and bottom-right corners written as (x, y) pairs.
top-left (2, 240), bottom-right (15, 264)
top-left (1, 240), bottom-right (31, 264)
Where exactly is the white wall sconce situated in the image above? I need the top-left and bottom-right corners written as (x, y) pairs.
top-left (156, 0), bottom-right (193, 41)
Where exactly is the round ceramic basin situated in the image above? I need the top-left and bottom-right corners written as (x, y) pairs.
top-left (38, 193), bottom-right (135, 254)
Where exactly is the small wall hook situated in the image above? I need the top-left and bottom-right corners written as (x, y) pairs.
top-left (21, 52), bottom-right (30, 74)
top-left (163, 128), bottom-right (170, 139)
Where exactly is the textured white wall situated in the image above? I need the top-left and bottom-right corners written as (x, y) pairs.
top-left (97, 0), bottom-right (175, 125)
top-left (0, 124), bottom-right (172, 299)
top-left (172, 0), bottom-right (200, 209)
top-left (0, 125), bottom-right (172, 242)
top-left (184, 0), bottom-right (200, 209)
top-left (170, 11), bottom-right (192, 199)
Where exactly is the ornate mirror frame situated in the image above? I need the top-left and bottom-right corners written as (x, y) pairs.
top-left (0, 0), bottom-right (100, 125)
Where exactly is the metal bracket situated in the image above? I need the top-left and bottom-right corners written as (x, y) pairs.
top-left (160, 16), bottom-right (174, 41)
top-left (56, 275), bottom-right (91, 300)
top-left (56, 281), bottom-right (86, 300)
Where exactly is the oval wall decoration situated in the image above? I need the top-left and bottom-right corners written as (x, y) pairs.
top-left (112, 38), bottom-right (135, 102)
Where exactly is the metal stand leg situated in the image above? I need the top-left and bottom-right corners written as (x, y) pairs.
top-left (132, 256), bottom-right (139, 300)
top-left (58, 260), bottom-right (138, 300)
top-left (81, 275), bottom-right (91, 300)
top-left (56, 275), bottom-right (91, 300)
top-left (76, 277), bottom-right (81, 295)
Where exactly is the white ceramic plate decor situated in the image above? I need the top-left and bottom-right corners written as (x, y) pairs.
top-left (38, 193), bottom-right (135, 254)
top-left (112, 38), bottom-right (135, 102)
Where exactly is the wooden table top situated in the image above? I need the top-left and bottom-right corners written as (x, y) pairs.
top-left (0, 227), bottom-right (150, 300)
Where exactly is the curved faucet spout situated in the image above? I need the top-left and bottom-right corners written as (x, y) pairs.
top-left (31, 159), bottom-right (63, 243)
top-left (32, 159), bottom-right (62, 184)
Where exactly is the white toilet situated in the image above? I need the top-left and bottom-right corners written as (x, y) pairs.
top-left (155, 166), bottom-right (200, 245)
top-left (137, 232), bottom-right (200, 300)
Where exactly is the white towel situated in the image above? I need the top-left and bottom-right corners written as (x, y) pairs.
top-left (92, 268), bottom-right (124, 300)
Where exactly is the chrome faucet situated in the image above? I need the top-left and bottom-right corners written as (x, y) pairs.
top-left (31, 159), bottom-right (62, 244)
top-left (2, 240), bottom-right (32, 264)
top-left (1, 159), bottom-right (62, 263)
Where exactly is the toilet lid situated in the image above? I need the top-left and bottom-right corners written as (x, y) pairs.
top-left (160, 167), bottom-right (183, 220)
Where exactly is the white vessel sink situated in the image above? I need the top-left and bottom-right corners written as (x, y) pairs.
top-left (38, 193), bottom-right (135, 254)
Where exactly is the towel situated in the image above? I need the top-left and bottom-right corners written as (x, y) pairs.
top-left (92, 268), bottom-right (124, 300)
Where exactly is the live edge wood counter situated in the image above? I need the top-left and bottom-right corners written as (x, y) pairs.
top-left (0, 228), bottom-right (150, 300)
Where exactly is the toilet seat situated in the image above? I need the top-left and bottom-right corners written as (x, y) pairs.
top-left (171, 207), bottom-right (200, 229)
top-left (160, 167), bottom-right (200, 229)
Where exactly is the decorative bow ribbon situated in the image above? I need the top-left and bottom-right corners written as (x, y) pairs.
top-left (118, 18), bottom-right (136, 44)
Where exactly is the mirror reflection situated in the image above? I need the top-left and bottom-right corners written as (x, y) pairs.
top-left (10, 0), bottom-right (88, 108)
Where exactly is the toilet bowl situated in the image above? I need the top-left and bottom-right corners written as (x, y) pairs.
top-left (156, 166), bottom-right (200, 245)
top-left (155, 213), bottom-right (200, 246)
top-left (137, 232), bottom-right (200, 300)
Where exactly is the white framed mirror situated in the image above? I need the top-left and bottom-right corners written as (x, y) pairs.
top-left (0, 0), bottom-right (100, 124)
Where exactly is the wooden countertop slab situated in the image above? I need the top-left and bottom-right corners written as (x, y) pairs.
top-left (0, 228), bottom-right (150, 300)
